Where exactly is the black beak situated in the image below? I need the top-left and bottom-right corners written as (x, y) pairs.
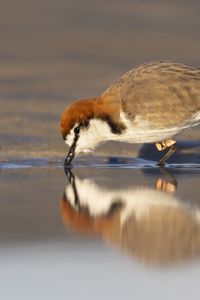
top-left (64, 144), bottom-right (76, 167)
top-left (64, 126), bottom-right (80, 167)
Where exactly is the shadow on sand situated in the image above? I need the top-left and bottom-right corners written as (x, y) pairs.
top-left (138, 140), bottom-right (200, 165)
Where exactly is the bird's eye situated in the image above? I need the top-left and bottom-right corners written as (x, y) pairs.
top-left (74, 126), bottom-right (80, 134)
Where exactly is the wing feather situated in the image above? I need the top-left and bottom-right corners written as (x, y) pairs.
top-left (102, 61), bottom-right (200, 128)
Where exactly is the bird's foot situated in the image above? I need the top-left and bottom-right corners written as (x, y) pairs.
top-left (156, 139), bottom-right (177, 166)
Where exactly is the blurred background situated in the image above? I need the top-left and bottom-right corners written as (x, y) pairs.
top-left (1, 3), bottom-right (200, 299)
top-left (1, 0), bottom-right (200, 159)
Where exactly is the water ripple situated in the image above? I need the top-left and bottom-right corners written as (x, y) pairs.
top-left (1, 156), bottom-right (200, 171)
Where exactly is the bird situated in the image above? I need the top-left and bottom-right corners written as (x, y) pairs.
top-left (60, 61), bottom-right (200, 166)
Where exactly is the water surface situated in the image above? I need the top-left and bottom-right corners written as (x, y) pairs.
top-left (0, 158), bottom-right (200, 299)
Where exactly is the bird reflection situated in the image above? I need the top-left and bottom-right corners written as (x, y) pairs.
top-left (60, 168), bottom-right (200, 266)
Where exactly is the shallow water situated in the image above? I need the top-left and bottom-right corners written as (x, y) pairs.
top-left (0, 158), bottom-right (200, 299)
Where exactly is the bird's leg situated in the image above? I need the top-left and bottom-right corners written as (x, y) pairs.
top-left (156, 139), bottom-right (177, 166)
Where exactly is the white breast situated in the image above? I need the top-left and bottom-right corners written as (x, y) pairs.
top-left (65, 111), bottom-right (200, 154)
top-left (117, 111), bottom-right (200, 143)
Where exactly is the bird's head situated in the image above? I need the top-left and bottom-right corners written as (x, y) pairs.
top-left (60, 98), bottom-right (97, 165)
top-left (60, 97), bottom-right (125, 166)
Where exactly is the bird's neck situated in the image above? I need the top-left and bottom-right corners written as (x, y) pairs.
top-left (93, 96), bottom-right (126, 134)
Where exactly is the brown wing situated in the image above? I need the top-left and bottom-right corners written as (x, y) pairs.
top-left (102, 61), bottom-right (200, 128)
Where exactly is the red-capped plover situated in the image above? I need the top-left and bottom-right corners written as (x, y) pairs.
top-left (60, 61), bottom-right (200, 166)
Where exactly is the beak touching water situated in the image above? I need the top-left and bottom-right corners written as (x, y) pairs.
top-left (64, 126), bottom-right (80, 167)
top-left (64, 144), bottom-right (76, 166)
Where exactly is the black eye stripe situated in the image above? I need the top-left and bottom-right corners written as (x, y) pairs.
top-left (64, 124), bottom-right (81, 141)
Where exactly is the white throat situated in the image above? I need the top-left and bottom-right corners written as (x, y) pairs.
top-left (65, 118), bottom-right (117, 154)
top-left (65, 111), bottom-right (200, 155)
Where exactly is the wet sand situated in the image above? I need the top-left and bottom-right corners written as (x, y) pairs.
top-left (1, 1), bottom-right (200, 299)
